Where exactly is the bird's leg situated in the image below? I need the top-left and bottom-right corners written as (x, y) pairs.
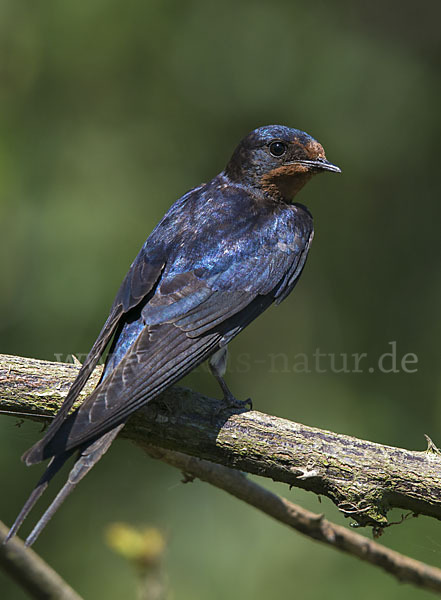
top-left (208, 346), bottom-right (252, 410)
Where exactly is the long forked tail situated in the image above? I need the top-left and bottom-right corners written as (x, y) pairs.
top-left (4, 451), bottom-right (73, 543)
top-left (5, 422), bottom-right (125, 547)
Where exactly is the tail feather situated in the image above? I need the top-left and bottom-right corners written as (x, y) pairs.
top-left (5, 423), bottom-right (124, 547)
top-left (4, 451), bottom-right (72, 543)
top-left (24, 422), bottom-right (125, 547)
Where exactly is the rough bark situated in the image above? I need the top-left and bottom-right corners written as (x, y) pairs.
top-left (1, 353), bottom-right (441, 531)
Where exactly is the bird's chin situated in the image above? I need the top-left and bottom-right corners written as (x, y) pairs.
top-left (261, 168), bottom-right (314, 202)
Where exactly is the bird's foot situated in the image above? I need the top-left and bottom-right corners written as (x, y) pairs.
top-left (215, 392), bottom-right (253, 416)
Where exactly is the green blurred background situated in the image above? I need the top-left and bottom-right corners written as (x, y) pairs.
top-left (1, 1), bottom-right (440, 598)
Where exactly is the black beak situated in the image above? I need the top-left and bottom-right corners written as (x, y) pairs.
top-left (314, 158), bottom-right (341, 173)
top-left (294, 158), bottom-right (341, 173)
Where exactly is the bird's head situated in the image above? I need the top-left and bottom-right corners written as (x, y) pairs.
top-left (225, 125), bottom-right (341, 202)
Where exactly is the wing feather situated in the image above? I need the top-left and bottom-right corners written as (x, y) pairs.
top-left (26, 193), bottom-right (313, 463)
top-left (41, 323), bottom-right (222, 456)
top-left (23, 253), bottom-right (166, 465)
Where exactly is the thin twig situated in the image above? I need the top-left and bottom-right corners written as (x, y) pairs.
top-left (0, 521), bottom-right (83, 600)
top-left (144, 446), bottom-right (441, 595)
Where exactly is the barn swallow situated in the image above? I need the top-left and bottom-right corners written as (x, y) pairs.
top-left (6, 125), bottom-right (340, 546)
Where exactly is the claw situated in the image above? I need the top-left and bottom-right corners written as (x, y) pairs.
top-left (214, 392), bottom-right (252, 419)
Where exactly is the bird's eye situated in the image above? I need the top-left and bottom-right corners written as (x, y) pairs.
top-left (269, 141), bottom-right (287, 157)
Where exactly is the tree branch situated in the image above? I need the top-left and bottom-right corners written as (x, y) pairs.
top-left (2, 353), bottom-right (441, 595)
top-left (1, 353), bottom-right (440, 529)
top-left (144, 446), bottom-right (441, 594)
top-left (0, 520), bottom-right (83, 600)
